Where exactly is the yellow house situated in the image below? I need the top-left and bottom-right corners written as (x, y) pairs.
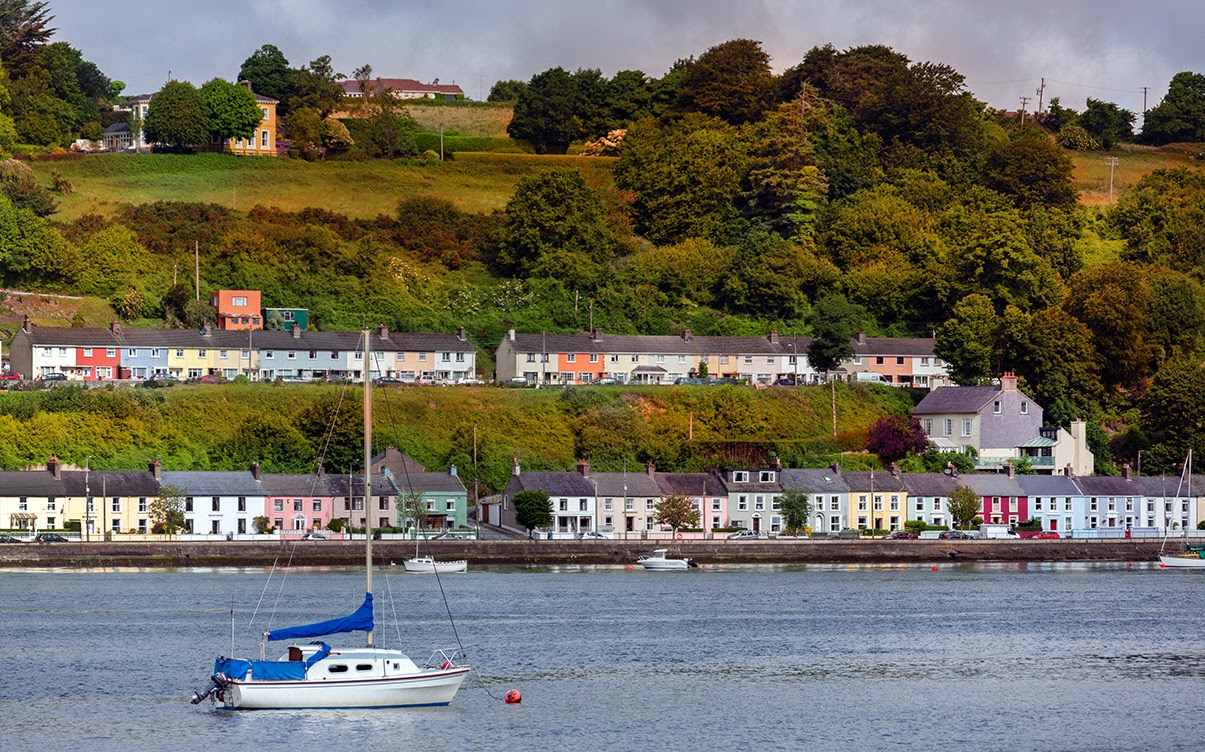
top-left (846, 469), bottom-right (909, 533)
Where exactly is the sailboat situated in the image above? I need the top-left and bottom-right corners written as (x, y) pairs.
top-left (191, 330), bottom-right (470, 709)
top-left (1159, 449), bottom-right (1205, 568)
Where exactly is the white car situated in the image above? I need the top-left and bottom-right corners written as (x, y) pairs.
top-left (578, 531), bottom-right (610, 540)
top-left (727, 529), bottom-right (761, 540)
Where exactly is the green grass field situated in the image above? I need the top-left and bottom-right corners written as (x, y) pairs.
top-left (32, 150), bottom-right (618, 221)
top-left (1071, 142), bottom-right (1203, 206)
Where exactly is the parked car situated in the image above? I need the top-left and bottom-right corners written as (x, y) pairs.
top-left (302, 533), bottom-right (329, 540)
top-left (0, 372), bottom-right (21, 381)
top-left (727, 529), bottom-right (761, 540)
top-left (142, 375), bottom-right (178, 388)
top-left (577, 531), bottom-right (610, 540)
top-left (1034, 531), bottom-right (1061, 539)
top-left (35, 372), bottom-right (67, 386)
top-left (594, 377), bottom-right (618, 385)
top-left (34, 532), bottom-right (68, 542)
top-left (939, 530), bottom-right (974, 539)
top-left (373, 377), bottom-right (404, 386)
top-left (887, 530), bottom-right (918, 539)
top-left (197, 374), bottom-right (227, 384)
top-left (833, 528), bottom-right (861, 539)
top-left (0, 533), bottom-right (22, 543)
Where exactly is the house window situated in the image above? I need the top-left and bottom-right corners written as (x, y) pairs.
top-left (219, 350), bottom-right (228, 359)
top-left (993, 401), bottom-right (1001, 414)
top-left (111, 497), bottom-right (121, 513)
top-left (294, 499), bottom-right (303, 512)
top-left (185, 497), bottom-right (193, 512)
top-left (631, 355), bottom-right (639, 363)
top-left (106, 348), bottom-right (116, 357)
top-left (211, 497), bottom-right (221, 511)
top-left (261, 130), bottom-right (269, 147)
top-left (896, 357), bottom-right (904, 365)
top-left (876, 357), bottom-right (884, 365)
top-left (744, 356), bottom-right (753, 364)
top-left (610, 354), bottom-right (619, 363)
top-left (1021, 401), bottom-right (1028, 415)
top-left (265, 351), bottom-right (274, 359)
top-left (759, 471), bottom-right (775, 482)
top-left (232, 296), bottom-right (248, 307)
top-left (737, 495), bottom-right (748, 511)
top-left (139, 497), bottom-right (148, 513)
top-left (962, 419), bottom-right (972, 437)
top-left (418, 353), bottom-right (427, 362)
top-left (238, 497), bottom-right (246, 512)
top-left (943, 419), bottom-right (953, 436)
top-left (274, 499), bottom-right (284, 512)
top-left (579, 499), bottom-right (588, 511)
top-left (720, 356), bottom-right (729, 364)
top-left (589, 354), bottom-right (599, 363)
top-left (732, 471), bottom-right (749, 483)
top-left (198, 349), bottom-right (207, 357)
top-left (313, 500), bottom-right (322, 512)
top-left (858, 495), bottom-right (868, 511)
top-left (566, 354), bottom-right (576, 363)
top-left (84, 348), bottom-right (93, 357)
top-left (559, 499), bottom-right (568, 511)
top-left (287, 352), bottom-right (296, 360)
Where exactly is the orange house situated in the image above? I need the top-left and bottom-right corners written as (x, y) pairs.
top-left (210, 290), bottom-right (262, 330)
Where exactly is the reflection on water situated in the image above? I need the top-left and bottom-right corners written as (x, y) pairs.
top-left (3, 563), bottom-right (1204, 752)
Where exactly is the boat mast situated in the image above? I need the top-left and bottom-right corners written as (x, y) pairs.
top-left (363, 329), bottom-right (374, 648)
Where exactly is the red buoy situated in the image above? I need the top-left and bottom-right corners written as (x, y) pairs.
top-left (505, 689), bottom-right (522, 704)
top-left (931, 565), bottom-right (938, 571)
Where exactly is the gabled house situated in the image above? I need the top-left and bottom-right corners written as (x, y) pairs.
top-left (340, 77), bottom-right (464, 101)
top-left (161, 464), bottom-right (267, 536)
top-left (845, 468), bottom-right (908, 532)
top-left (654, 468), bottom-right (728, 536)
top-left (593, 463), bottom-right (664, 537)
top-left (500, 460), bottom-right (598, 537)
top-left (261, 471), bottom-right (336, 535)
top-left (958, 470), bottom-right (1028, 526)
top-left (912, 372), bottom-right (1093, 475)
top-left (723, 466), bottom-right (783, 534)
top-left (1016, 473), bottom-right (1082, 533)
top-left (848, 332), bottom-right (951, 388)
top-left (901, 472), bottom-right (960, 528)
top-left (780, 467), bottom-right (851, 535)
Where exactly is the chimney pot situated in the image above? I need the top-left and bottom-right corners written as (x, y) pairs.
top-left (149, 458), bottom-right (161, 480)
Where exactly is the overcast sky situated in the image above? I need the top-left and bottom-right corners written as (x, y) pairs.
top-left (49, 0), bottom-right (1198, 117)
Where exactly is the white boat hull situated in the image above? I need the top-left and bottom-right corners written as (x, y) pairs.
top-left (224, 649), bottom-right (469, 709)
top-left (403, 557), bottom-right (468, 574)
top-left (637, 549), bottom-right (696, 570)
top-left (1160, 554), bottom-right (1205, 568)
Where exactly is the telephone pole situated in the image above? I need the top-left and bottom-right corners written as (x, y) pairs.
top-left (1105, 157), bottom-right (1119, 204)
top-left (1035, 78), bottom-right (1046, 112)
top-left (1018, 96), bottom-right (1030, 124)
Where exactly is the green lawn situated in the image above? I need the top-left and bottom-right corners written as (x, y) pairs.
top-left (32, 151), bottom-right (617, 221)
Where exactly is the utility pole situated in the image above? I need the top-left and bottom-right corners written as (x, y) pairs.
top-left (194, 241), bottom-right (200, 301)
top-left (1142, 86), bottom-right (1149, 113)
top-left (1018, 96), bottom-right (1030, 124)
top-left (1105, 157), bottom-right (1119, 204)
top-left (1035, 78), bottom-right (1046, 112)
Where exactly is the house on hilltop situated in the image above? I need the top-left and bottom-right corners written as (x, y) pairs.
top-left (340, 77), bottom-right (464, 101)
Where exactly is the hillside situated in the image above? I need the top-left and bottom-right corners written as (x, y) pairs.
top-left (0, 381), bottom-right (911, 493)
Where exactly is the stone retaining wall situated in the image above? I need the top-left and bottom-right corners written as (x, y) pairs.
top-left (0, 539), bottom-right (1168, 569)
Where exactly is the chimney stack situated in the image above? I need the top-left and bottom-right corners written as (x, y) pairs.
top-left (1064, 463), bottom-right (1074, 478)
top-left (592, 328), bottom-right (603, 341)
top-left (646, 459), bottom-right (656, 477)
top-left (47, 456), bottom-right (60, 479)
top-left (1004, 460), bottom-right (1015, 478)
top-left (507, 328), bottom-right (515, 341)
top-left (512, 457), bottom-right (521, 476)
top-left (22, 314), bottom-right (30, 333)
top-left (377, 324), bottom-right (388, 339)
top-left (457, 326), bottom-right (466, 341)
top-left (1002, 371), bottom-right (1018, 391)
top-left (449, 464), bottom-right (458, 477)
top-left (577, 461), bottom-right (589, 476)
top-left (291, 322), bottom-right (301, 338)
top-left (768, 330), bottom-right (779, 344)
top-left (251, 461), bottom-right (261, 480)
top-left (148, 458), bottom-right (161, 480)
top-left (890, 462), bottom-right (900, 478)
top-left (1122, 463), bottom-right (1132, 480)
top-left (110, 320), bottom-right (121, 334)
top-left (681, 329), bottom-right (693, 342)
top-left (856, 331), bottom-right (866, 344)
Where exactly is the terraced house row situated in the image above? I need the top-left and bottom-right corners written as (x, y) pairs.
top-left (486, 460), bottom-right (1203, 539)
top-left (495, 328), bottom-right (952, 387)
top-left (8, 321), bottom-right (478, 384)
top-left (1, 449), bottom-right (466, 538)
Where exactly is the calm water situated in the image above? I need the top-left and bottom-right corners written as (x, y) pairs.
top-left (2, 562), bottom-right (1203, 752)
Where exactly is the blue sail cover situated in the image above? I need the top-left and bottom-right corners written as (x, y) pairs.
top-left (267, 593), bottom-right (375, 642)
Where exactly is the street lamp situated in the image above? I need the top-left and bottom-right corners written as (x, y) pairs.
top-left (84, 456), bottom-right (91, 542)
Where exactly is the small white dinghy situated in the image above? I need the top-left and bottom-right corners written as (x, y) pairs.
top-left (403, 556), bottom-right (468, 574)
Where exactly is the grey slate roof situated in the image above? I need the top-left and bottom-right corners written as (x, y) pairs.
top-left (1015, 475), bottom-right (1081, 496)
top-left (0, 469), bottom-right (67, 495)
top-left (1073, 475), bottom-right (1142, 496)
top-left (900, 472), bottom-right (959, 497)
top-left (590, 471), bottom-right (662, 497)
top-left (912, 386), bottom-right (1004, 415)
top-left (509, 471), bottom-right (596, 497)
top-left (388, 471), bottom-right (466, 495)
top-left (843, 471), bottom-right (907, 494)
top-left (779, 468), bottom-right (850, 494)
top-left (18, 325), bottom-right (474, 354)
top-left (62, 470), bottom-right (160, 496)
top-left (260, 473), bottom-right (331, 497)
top-left (654, 471), bottom-right (728, 497)
top-left (160, 471), bottom-right (266, 496)
top-left (851, 337), bottom-right (938, 357)
top-left (958, 474), bottom-right (1026, 497)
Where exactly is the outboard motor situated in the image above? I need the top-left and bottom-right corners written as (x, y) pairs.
top-left (686, 558), bottom-right (699, 568)
top-left (190, 672), bottom-right (230, 705)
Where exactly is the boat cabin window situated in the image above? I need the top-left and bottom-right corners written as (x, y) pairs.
top-left (356, 664), bottom-right (374, 672)
top-left (328, 665), bottom-right (349, 673)
top-left (288, 646), bottom-right (303, 662)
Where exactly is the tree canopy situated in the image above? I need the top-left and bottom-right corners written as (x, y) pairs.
top-left (143, 80), bottom-right (208, 148)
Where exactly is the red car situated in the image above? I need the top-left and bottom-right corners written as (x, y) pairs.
top-left (1034, 531), bottom-right (1060, 539)
top-left (0, 373), bottom-right (20, 381)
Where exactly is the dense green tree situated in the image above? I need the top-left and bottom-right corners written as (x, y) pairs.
top-left (74, 224), bottom-right (147, 297)
top-left (1064, 262), bottom-right (1156, 388)
top-left (1146, 269), bottom-right (1205, 361)
top-left (288, 55), bottom-right (344, 119)
top-left (613, 113), bottom-right (747, 245)
top-left (237, 44), bottom-right (296, 113)
top-left (982, 126), bottom-right (1077, 209)
top-left (674, 38), bottom-right (774, 126)
top-left (0, 157), bottom-right (55, 215)
top-left (0, 0), bottom-right (55, 78)
top-left (606, 69), bottom-right (655, 123)
top-left (1041, 97), bottom-right (1079, 133)
top-left (215, 413), bottom-right (315, 473)
top-left (999, 305), bottom-right (1102, 424)
top-left (935, 293), bottom-right (998, 385)
top-left (487, 79), bottom-right (526, 102)
top-left (1111, 167), bottom-right (1205, 272)
top-left (1141, 359), bottom-right (1205, 465)
top-left (143, 80), bottom-right (208, 148)
top-left (806, 292), bottom-right (864, 374)
top-left (513, 488), bottom-right (552, 537)
top-left (1142, 71), bottom-right (1205, 145)
top-left (1078, 98), bottom-right (1134, 149)
top-left (296, 394), bottom-right (363, 476)
top-left (777, 488), bottom-right (812, 532)
top-left (944, 207), bottom-right (1063, 312)
top-left (0, 190), bottom-right (69, 283)
top-left (200, 78), bottom-right (261, 142)
top-left (506, 67), bottom-right (577, 154)
top-left (494, 169), bottom-right (615, 288)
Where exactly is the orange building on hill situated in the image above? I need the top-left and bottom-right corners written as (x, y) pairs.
top-left (209, 290), bottom-right (262, 330)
